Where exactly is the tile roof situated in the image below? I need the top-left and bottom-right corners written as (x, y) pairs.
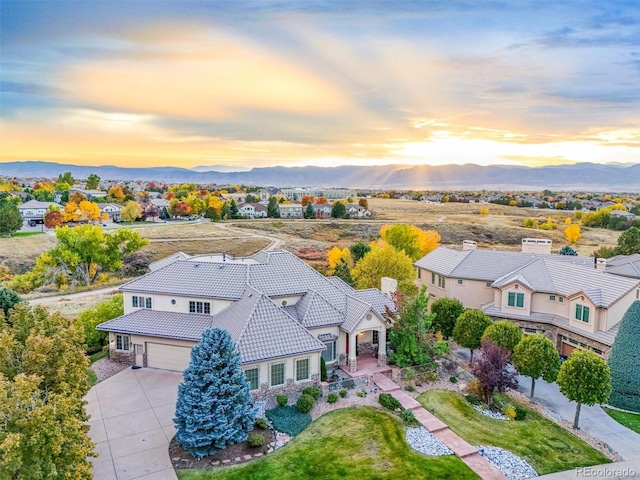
top-left (415, 247), bottom-right (594, 281)
top-left (97, 309), bottom-right (214, 341)
top-left (149, 251), bottom-right (190, 272)
top-left (293, 292), bottom-right (344, 328)
top-left (606, 254), bottom-right (640, 280)
top-left (492, 258), bottom-right (639, 307)
top-left (341, 296), bottom-right (374, 334)
top-left (351, 288), bottom-right (396, 318)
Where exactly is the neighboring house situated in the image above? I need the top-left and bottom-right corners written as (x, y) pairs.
top-left (278, 204), bottom-right (304, 218)
top-left (150, 198), bottom-right (170, 208)
top-left (345, 203), bottom-right (371, 218)
top-left (140, 202), bottom-right (161, 222)
top-left (604, 254), bottom-right (640, 280)
top-left (70, 188), bottom-right (104, 200)
top-left (610, 210), bottom-right (636, 220)
top-left (237, 202), bottom-right (268, 218)
top-left (312, 203), bottom-right (332, 218)
top-left (97, 251), bottom-right (395, 397)
top-left (415, 241), bottom-right (640, 358)
top-left (258, 187), bottom-right (283, 201)
top-left (17, 199), bottom-right (57, 223)
top-left (280, 188), bottom-right (355, 201)
top-left (97, 203), bottom-right (122, 222)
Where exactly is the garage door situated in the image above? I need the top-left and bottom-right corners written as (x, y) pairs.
top-left (146, 343), bottom-right (193, 371)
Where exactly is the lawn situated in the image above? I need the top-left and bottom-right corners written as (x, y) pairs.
top-left (176, 406), bottom-right (478, 480)
top-left (604, 408), bottom-right (640, 434)
top-left (418, 390), bottom-right (610, 475)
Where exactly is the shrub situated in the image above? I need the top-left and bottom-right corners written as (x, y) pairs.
top-left (425, 372), bottom-right (438, 382)
top-left (405, 385), bottom-right (416, 392)
top-left (465, 394), bottom-right (482, 405)
top-left (342, 379), bottom-right (356, 390)
top-left (402, 410), bottom-right (419, 426)
top-left (302, 386), bottom-right (321, 400)
top-left (247, 433), bottom-right (265, 448)
top-left (514, 406), bottom-right (527, 421)
top-left (327, 393), bottom-right (338, 404)
top-left (379, 393), bottom-right (403, 411)
top-left (296, 393), bottom-right (315, 413)
top-left (276, 395), bottom-right (288, 407)
top-left (254, 417), bottom-right (268, 430)
top-left (321, 357), bottom-right (327, 382)
top-left (339, 389), bottom-right (347, 398)
top-left (502, 405), bottom-right (516, 420)
top-left (465, 378), bottom-right (484, 398)
top-left (265, 406), bottom-right (311, 436)
top-left (357, 390), bottom-right (367, 398)
top-left (449, 376), bottom-right (458, 383)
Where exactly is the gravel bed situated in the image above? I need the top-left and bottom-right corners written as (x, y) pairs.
top-left (406, 427), bottom-right (453, 456)
top-left (473, 404), bottom-right (510, 420)
top-left (311, 386), bottom-right (380, 420)
top-left (477, 445), bottom-right (537, 480)
top-left (91, 357), bottom-right (130, 382)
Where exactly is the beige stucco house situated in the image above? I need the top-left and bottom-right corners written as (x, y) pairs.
top-left (98, 251), bottom-right (394, 397)
top-left (415, 242), bottom-right (640, 358)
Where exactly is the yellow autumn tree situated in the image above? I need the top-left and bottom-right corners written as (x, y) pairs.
top-left (565, 217), bottom-right (572, 225)
top-left (564, 224), bottom-right (581, 244)
top-left (63, 202), bottom-right (79, 222)
top-left (380, 224), bottom-right (440, 261)
top-left (78, 200), bottom-right (101, 223)
top-left (327, 246), bottom-right (352, 270)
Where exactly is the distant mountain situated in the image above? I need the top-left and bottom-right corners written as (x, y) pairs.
top-left (0, 161), bottom-right (638, 190)
top-left (190, 165), bottom-right (250, 172)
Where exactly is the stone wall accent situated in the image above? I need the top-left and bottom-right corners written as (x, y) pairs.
top-left (377, 353), bottom-right (388, 367)
top-left (357, 342), bottom-right (377, 356)
top-left (338, 353), bottom-right (348, 367)
top-left (109, 349), bottom-right (134, 365)
top-left (251, 374), bottom-right (320, 400)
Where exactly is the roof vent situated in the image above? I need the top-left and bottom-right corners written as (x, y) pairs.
top-left (194, 264), bottom-right (199, 268)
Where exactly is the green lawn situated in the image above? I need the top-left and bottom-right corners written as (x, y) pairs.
top-left (418, 390), bottom-right (610, 475)
top-left (2, 231), bottom-right (44, 238)
top-left (604, 408), bottom-right (640, 434)
top-left (177, 407), bottom-right (478, 480)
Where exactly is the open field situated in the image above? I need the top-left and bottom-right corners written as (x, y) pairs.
top-left (177, 406), bottom-right (478, 480)
top-left (418, 390), bottom-right (610, 475)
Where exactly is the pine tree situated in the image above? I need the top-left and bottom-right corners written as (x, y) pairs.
top-left (267, 197), bottom-right (280, 218)
top-left (174, 328), bottom-right (256, 458)
top-left (304, 201), bottom-right (315, 219)
top-left (608, 301), bottom-right (640, 412)
top-left (333, 259), bottom-right (354, 286)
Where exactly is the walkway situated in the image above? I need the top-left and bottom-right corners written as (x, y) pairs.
top-left (87, 367), bottom-right (180, 480)
top-left (372, 374), bottom-right (507, 480)
top-left (517, 375), bottom-right (640, 461)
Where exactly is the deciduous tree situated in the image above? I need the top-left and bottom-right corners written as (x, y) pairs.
top-left (44, 210), bottom-right (64, 228)
top-left (482, 320), bottom-right (522, 353)
top-left (557, 350), bottom-right (611, 429)
top-left (79, 200), bottom-right (102, 223)
top-left (452, 309), bottom-right (492, 363)
top-left (74, 294), bottom-right (124, 352)
top-left (512, 334), bottom-right (561, 398)
top-left (0, 202), bottom-right (23, 236)
top-left (327, 246), bottom-right (351, 270)
top-left (430, 297), bottom-right (464, 339)
top-left (380, 224), bottom-right (440, 261)
top-left (471, 339), bottom-right (518, 404)
top-left (121, 200), bottom-right (143, 223)
top-left (564, 224), bottom-right (581, 244)
top-left (351, 245), bottom-right (415, 292)
top-left (174, 328), bottom-right (255, 458)
top-left (171, 201), bottom-right (192, 218)
top-left (607, 301), bottom-right (640, 412)
top-left (358, 198), bottom-right (369, 210)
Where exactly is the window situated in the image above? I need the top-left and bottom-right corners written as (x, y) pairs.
top-left (575, 304), bottom-right (590, 323)
top-left (321, 341), bottom-right (336, 363)
top-left (457, 279), bottom-right (464, 285)
top-left (592, 347), bottom-right (603, 355)
top-left (244, 368), bottom-right (259, 390)
top-left (189, 301), bottom-right (211, 314)
top-left (132, 296), bottom-right (152, 309)
top-left (417, 268), bottom-right (421, 279)
top-left (549, 295), bottom-right (556, 301)
top-left (372, 330), bottom-right (379, 344)
top-left (524, 327), bottom-right (537, 334)
top-left (295, 358), bottom-right (310, 381)
top-left (559, 297), bottom-right (564, 303)
top-left (431, 272), bottom-right (435, 285)
top-left (270, 363), bottom-right (285, 386)
top-left (437, 275), bottom-right (445, 288)
top-left (486, 282), bottom-right (492, 288)
top-left (115, 334), bottom-right (130, 351)
top-left (507, 292), bottom-right (525, 308)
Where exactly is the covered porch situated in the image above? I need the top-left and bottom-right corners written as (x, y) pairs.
top-left (344, 326), bottom-right (387, 374)
top-left (341, 353), bottom-right (391, 378)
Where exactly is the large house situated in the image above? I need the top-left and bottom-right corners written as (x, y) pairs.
top-left (237, 202), bottom-right (268, 218)
top-left (17, 199), bottom-right (58, 223)
top-left (415, 240), bottom-right (640, 358)
top-left (278, 204), bottom-right (303, 218)
top-left (98, 251), bottom-right (394, 397)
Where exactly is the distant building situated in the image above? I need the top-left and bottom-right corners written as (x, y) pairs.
top-left (17, 200), bottom-right (57, 224)
top-left (278, 203), bottom-right (303, 218)
top-left (237, 202), bottom-right (268, 218)
top-left (280, 188), bottom-right (355, 201)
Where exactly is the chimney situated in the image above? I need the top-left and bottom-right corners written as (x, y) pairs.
top-left (521, 238), bottom-right (552, 255)
top-left (381, 277), bottom-right (398, 297)
top-left (462, 240), bottom-right (477, 251)
top-left (595, 258), bottom-right (607, 271)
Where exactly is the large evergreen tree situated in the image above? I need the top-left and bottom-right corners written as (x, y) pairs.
top-left (304, 201), bottom-right (315, 219)
top-left (267, 197), bottom-right (280, 218)
top-left (0, 287), bottom-right (22, 319)
top-left (607, 301), bottom-right (640, 412)
top-left (0, 202), bottom-right (23, 237)
top-left (174, 328), bottom-right (256, 458)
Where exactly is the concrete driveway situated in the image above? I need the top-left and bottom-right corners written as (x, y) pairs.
top-left (86, 367), bottom-right (181, 480)
top-left (517, 375), bottom-right (640, 461)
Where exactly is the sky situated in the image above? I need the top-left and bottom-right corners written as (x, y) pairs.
top-left (0, 0), bottom-right (639, 170)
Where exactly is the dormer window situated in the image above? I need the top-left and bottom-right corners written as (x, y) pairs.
top-left (507, 292), bottom-right (525, 308)
top-left (575, 304), bottom-right (590, 323)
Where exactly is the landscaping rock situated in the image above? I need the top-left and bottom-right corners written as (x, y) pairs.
top-left (473, 404), bottom-right (509, 420)
top-left (477, 445), bottom-right (537, 480)
top-left (406, 427), bottom-right (454, 456)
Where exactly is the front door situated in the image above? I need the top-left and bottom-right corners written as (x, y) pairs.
top-left (134, 344), bottom-right (144, 366)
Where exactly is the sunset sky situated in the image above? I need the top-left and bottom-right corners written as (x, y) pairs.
top-left (1, 1), bottom-right (638, 170)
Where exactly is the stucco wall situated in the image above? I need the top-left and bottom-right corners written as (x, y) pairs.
top-left (123, 292), bottom-right (233, 315)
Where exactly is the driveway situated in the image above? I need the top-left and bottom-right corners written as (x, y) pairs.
top-left (86, 368), bottom-right (181, 480)
top-left (517, 375), bottom-right (640, 461)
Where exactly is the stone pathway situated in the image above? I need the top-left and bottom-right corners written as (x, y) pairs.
top-left (373, 373), bottom-right (508, 480)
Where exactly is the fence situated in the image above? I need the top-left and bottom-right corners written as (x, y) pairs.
top-left (325, 375), bottom-right (368, 392)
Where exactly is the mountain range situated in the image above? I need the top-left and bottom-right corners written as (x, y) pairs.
top-left (1, 161), bottom-right (639, 191)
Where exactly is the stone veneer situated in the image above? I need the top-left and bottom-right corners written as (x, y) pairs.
top-left (109, 349), bottom-right (134, 365)
top-left (251, 374), bottom-right (320, 400)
